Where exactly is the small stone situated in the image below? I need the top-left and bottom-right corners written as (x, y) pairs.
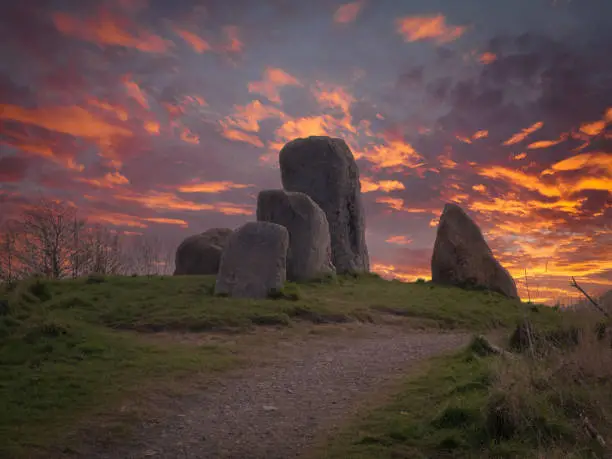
top-left (263, 405), bottom-right (278, 411)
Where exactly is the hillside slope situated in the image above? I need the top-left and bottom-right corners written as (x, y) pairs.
top-left (0, 274), bottom-right (558, 457)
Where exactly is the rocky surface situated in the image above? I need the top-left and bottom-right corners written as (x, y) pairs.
top-left (257, 189), bottom-right (335, 282)
top-left (431, 203), bottom-right (518, 298)
top-left (279, 136), bottom-right (369, 274)
top-left (215, 221), bottom-right (289, 298)
top-left (174, 228), bottom-right (233, 275)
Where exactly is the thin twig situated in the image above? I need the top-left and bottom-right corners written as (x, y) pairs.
top-left (580, 413), bottom-right (607, 448)
top-left (570, 277), bottom-right (609, 318)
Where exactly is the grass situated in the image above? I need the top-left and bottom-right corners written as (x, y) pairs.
top-left (28, 273), bottom-right (557, 332)
top-left (0, 273), bottom-right (559, 457)
top-left (322, 315), bottom-right (612, 459)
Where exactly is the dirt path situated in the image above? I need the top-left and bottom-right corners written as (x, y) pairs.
top-left (78, 326), bottom-right (469, 459)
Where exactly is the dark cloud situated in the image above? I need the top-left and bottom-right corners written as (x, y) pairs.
top-left (0, 156), bottom-right (31, 182)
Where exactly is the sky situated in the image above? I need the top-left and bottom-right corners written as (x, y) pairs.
top-left (0, 0), bottom-right (611, 304)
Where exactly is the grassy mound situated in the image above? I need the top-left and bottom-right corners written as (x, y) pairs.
top-left (0, 274), bottom-right (558, 457)
top-left (323, 315), bottom-right (612, 459)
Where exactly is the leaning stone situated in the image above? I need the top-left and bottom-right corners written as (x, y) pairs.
top-left (431, 203), bottom-right (519, 298)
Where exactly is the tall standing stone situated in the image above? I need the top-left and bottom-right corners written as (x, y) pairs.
top-left (279, 136), bottom-right (369, 274)
top-left (215, 222), bottom-right (289, 299)
top-left (431, 203), bottom-right (519, 298)
top-left (257, 189), bottom-right (335, 282)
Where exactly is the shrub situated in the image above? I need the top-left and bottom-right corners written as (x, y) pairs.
top-left (85, 274), bottom-right (106, 284)
top-left (29, 279), bottom-right (52, 302)
top-left (268, 282), bottom-right (302, 301)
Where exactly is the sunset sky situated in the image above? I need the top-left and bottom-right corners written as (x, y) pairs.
top-left (0, 0), bottom-right (610, 304)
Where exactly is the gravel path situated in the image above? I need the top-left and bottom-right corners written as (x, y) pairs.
top-left (83, 326), bottom-right (469, 459)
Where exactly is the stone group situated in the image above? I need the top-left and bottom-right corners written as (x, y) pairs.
top-left (174, 135), bottom-right (518, 300)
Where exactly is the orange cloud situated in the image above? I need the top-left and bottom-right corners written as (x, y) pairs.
top-left (77, 172), bottom-right (130, 188)
top-left (479, 52), bottom-right (497, 64)
top-left (52, 11), bottom-right (171, 53)
top-left (473, 130), bottom-right (489, 140)
top-left (173, 28), bottom-right (211, 53)
top-left (334, 1), bottom-right (365, 24)
top-left (579, 108), bottom-right (612, 136)
top-left (220, 128), bottom-right (264, 147)
top-left (143, 217), bottom-right (188, 227)
top-left (112, 190), bottom-right (253, 215)
top-left (386, 235), bottom-right (413, 246)
top-left (0, 104), bottom-right (132, 151)
top-left (248, 67), bottom-right (302, 104)
top-left (360, 178), bottom-right (405, 193)
top-left (273, 116), bottom-right (328, 141)
top-left (1, 130), bottom-right (84, 171)
top-left (513, 152), bottom-right (527, 160)
top-left (177, 181), bottom-right (253, 193)
top-left (144, 120), bottom-right (160, 134)
top-left (360, 139), bottom-right (424, 170)
top-left (87, 211), bottom-right (188, 228)
top-left (123, 77), bottom-right (149, 109)
top-left (438, 155), bottom-right (458, 169)
top-left (485, 165), bottom-right (605, 200)
top-left (527, 133), bottom-right (567, 149)
top-left (87, 98), bottom-right (129, 121)
top-left (376, 197), bottom-right (436, 214)
top-left (543, 152), bottom-right (612, 175)
top-left (396, 14), bottom-right (466, 44)
top-left (472, 184), bottom-right (486, 192)
top-left (479, 166), bottom-right (560, 197)
top-left (502, 121), bottom-right (544, 146)
top-left (87, 211), bottom-right (148, 228)
top-left (371, 262), bottom-right (430, 282)
top-left (456, 129), bottom-right (487, 144)
top-left (580, 120), bottom-right (606, 136)
top-left (469, 196), bottom-right (586, 217)
top-left (376, 196), bottom-right (405, 211)
top-left (179, 128), bottom-right (199, 144)
top-left (313, 86), bottom-right (354, 116)
top-left (222, 100), bottom-right (286, 133)
top-left (312, 85), bottom-right (356, 132)
top-left (221, 26), bottom-right (243, 53)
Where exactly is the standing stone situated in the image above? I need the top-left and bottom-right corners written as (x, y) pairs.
top-left (257, 189), bottom-right (335, 282)
top-left (279, 136), bottom-right (369, 274)
top-left (174, 228), bottom-right (233, 275)
top-left (215, 222), bottom-right (289, 299)
top-left (431, 203), bottom-right (519, 298)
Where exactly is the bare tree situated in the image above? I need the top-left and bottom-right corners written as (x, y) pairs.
top-left (83, 225), bottom-right (124, 275)
top-left (122, 233), bottom-right (175, 276)
top-left (0, 219), bottom-right (21, 283)
top-left (18, 199), bottom-right (85, 279)
top-left (0, 197), bottom-right (180, 280)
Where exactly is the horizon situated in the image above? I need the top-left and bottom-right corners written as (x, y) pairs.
top-left (0, 0), bottom-right (610, 304)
